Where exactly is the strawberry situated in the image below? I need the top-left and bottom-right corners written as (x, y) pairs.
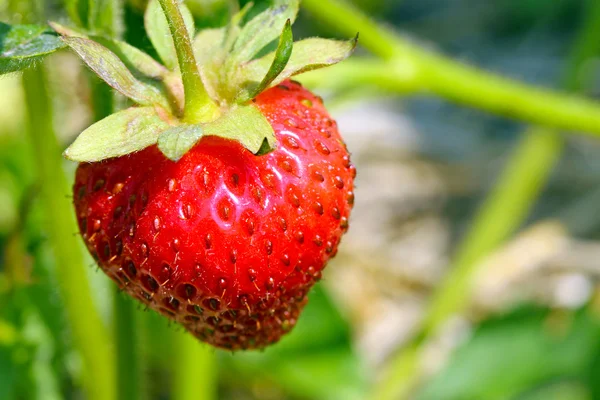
top-left (74, 80), bottom-right (354, 349)
top-left (54, 0), bottom-right (356, 349)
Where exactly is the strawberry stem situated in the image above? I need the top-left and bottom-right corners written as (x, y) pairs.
top-left (157, 0), bottom-right (220, 123)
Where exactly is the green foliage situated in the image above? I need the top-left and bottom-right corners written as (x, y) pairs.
top-left (59, 36), bottom-right (171, 108)
top-left (416, 309), bottom-right (600, 399)
top-left (0, 23), bottom-right (64, 74)
top-left (236, 19), bottom-right (293, 103)
top-left (50, 23), bottom-right (168, 80)
top-left (241, 35), bottom-right (358, 97)
top-left (202, 104), bottom-right (277, 153)
top-left (157, 124), bottom-right (204, 161)
top-left (64, 106), bottom-right (170, 161)
top-left (196, 0), bottom-right (355, 106)
top-left (144, 0), bottom-right (195, 70)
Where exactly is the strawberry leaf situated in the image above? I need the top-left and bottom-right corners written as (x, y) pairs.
top-left (62, 36), bottom-right (171, 108)
top-left (236, 19), bottom-right (293, 103)
top-left (157, 125), bottom-right (203, 161)
top-left (223, 1), bottom-right (254, 52)
top-left (0, 23), bottom-right (65, 74)
top-left (194, 27), bottom-right (225, 66)
top-left (194, 27), bottom-right (226, 101)
top-left (228, 0), bottom-right (298, 64)
top-left (241, 36), bottom-right (358, 90)
top-left (64, 107), bottom-right (170, 162)
top-left (203, 104), bottom-right (276, 154)
top-left (51, 22), bottom-right (168, 80)
top-left (145, 0), bottom-right (195, 71)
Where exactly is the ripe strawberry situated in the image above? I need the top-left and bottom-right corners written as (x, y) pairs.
top-left (74, 81), bottom-right (355, 349)
top-left (56, 0), bottom-right (356, 349)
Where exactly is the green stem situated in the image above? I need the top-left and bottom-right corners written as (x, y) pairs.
top-left (23, 66), bottom-right (116, 400)
top-left (301, 0), bottom-right (600, 138)
top-left (114, 291), bottom-right (145, 400)
top-left (299, 59), bottom-right (419, 93)
top-left (425, 130), bottom-right (563, 331)
top-left (157, 0), bottom-right (219, 122)
top-left (172, 330), bottom-right (216, 400)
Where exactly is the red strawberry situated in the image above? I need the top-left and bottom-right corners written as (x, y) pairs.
top-left (74, 80), bottom-right (355, 349)
top-left (56, 0), bottom-right (356, 349)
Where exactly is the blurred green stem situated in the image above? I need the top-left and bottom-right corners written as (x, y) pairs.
top-left (374, 129), bottom-right (563, 400)
top-left (23, 66), bottom-right (116, 400)
top-left (301, 0), bottom-right (600, 138)
top-left (114, 292), bottom-right (145, 400)
top-left (172, 330), bottom-right (216, 400)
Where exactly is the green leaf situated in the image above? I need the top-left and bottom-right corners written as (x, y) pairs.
top-left (203, 104), bottom-right (276, 154)
top-left (64, 107), bottom-right (170, 162)
top-left (222, 1), bottom-right (254, 52)
top-left (62, 37), bottom-right (171, 108)
top-left (50, 22), bottom-right (168, 80)
top-left (193, 27), bottom-right (225, 66)
top-left (194, 27), bottom-right (226, 100)
top-left (241, 35), bottom-right (358, 90)
top-left (145, 0), bottom-right (195, 70)
top-left (0, 23), bottom-right (65, 74)
top-left (229, 0), bottom-right (299, 64)
top-left (415, 308), bottom-right (600, 400)
top-left (157, 125), bottom-right (203, 161)
top-left (237, 19), bottom-right (293, 103)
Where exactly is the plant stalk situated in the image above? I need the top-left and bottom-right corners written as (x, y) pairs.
top-left (114, 291), bottom-right (145, 400)
top-left (23, 65), bottom-right (116, 400)
top-left (157, 0), bottom-right (219, 122)
top-left (172, 330), bottom-right (216, 400)
top-left (301, 0), bottom-right (600, 139)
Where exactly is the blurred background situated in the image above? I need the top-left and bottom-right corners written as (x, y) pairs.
top-left (3, 0), bottom-right (600, 399)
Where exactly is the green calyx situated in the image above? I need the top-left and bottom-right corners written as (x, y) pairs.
top-left (55, 0), bottom-right (357, 163)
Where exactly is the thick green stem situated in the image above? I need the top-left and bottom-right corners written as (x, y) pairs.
top-left (23, 66), bottom-right (116, 400)
top-left (157, 0), bottom-right (219, 122)
top-left (301, 0), bottom-right (600, 138)
top-left (172, 330), bottom-right (216, 400)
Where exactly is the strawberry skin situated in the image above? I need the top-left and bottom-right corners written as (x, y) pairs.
top-left (74, 81), bottom-right (355, 350)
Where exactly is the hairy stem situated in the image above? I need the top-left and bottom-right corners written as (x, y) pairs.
top-left (301, 0), bottom-right (600, 138)
top-left (23, 65), bottom-right (116, 400)
top-left (157, 0), bottom-right (219, 122)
